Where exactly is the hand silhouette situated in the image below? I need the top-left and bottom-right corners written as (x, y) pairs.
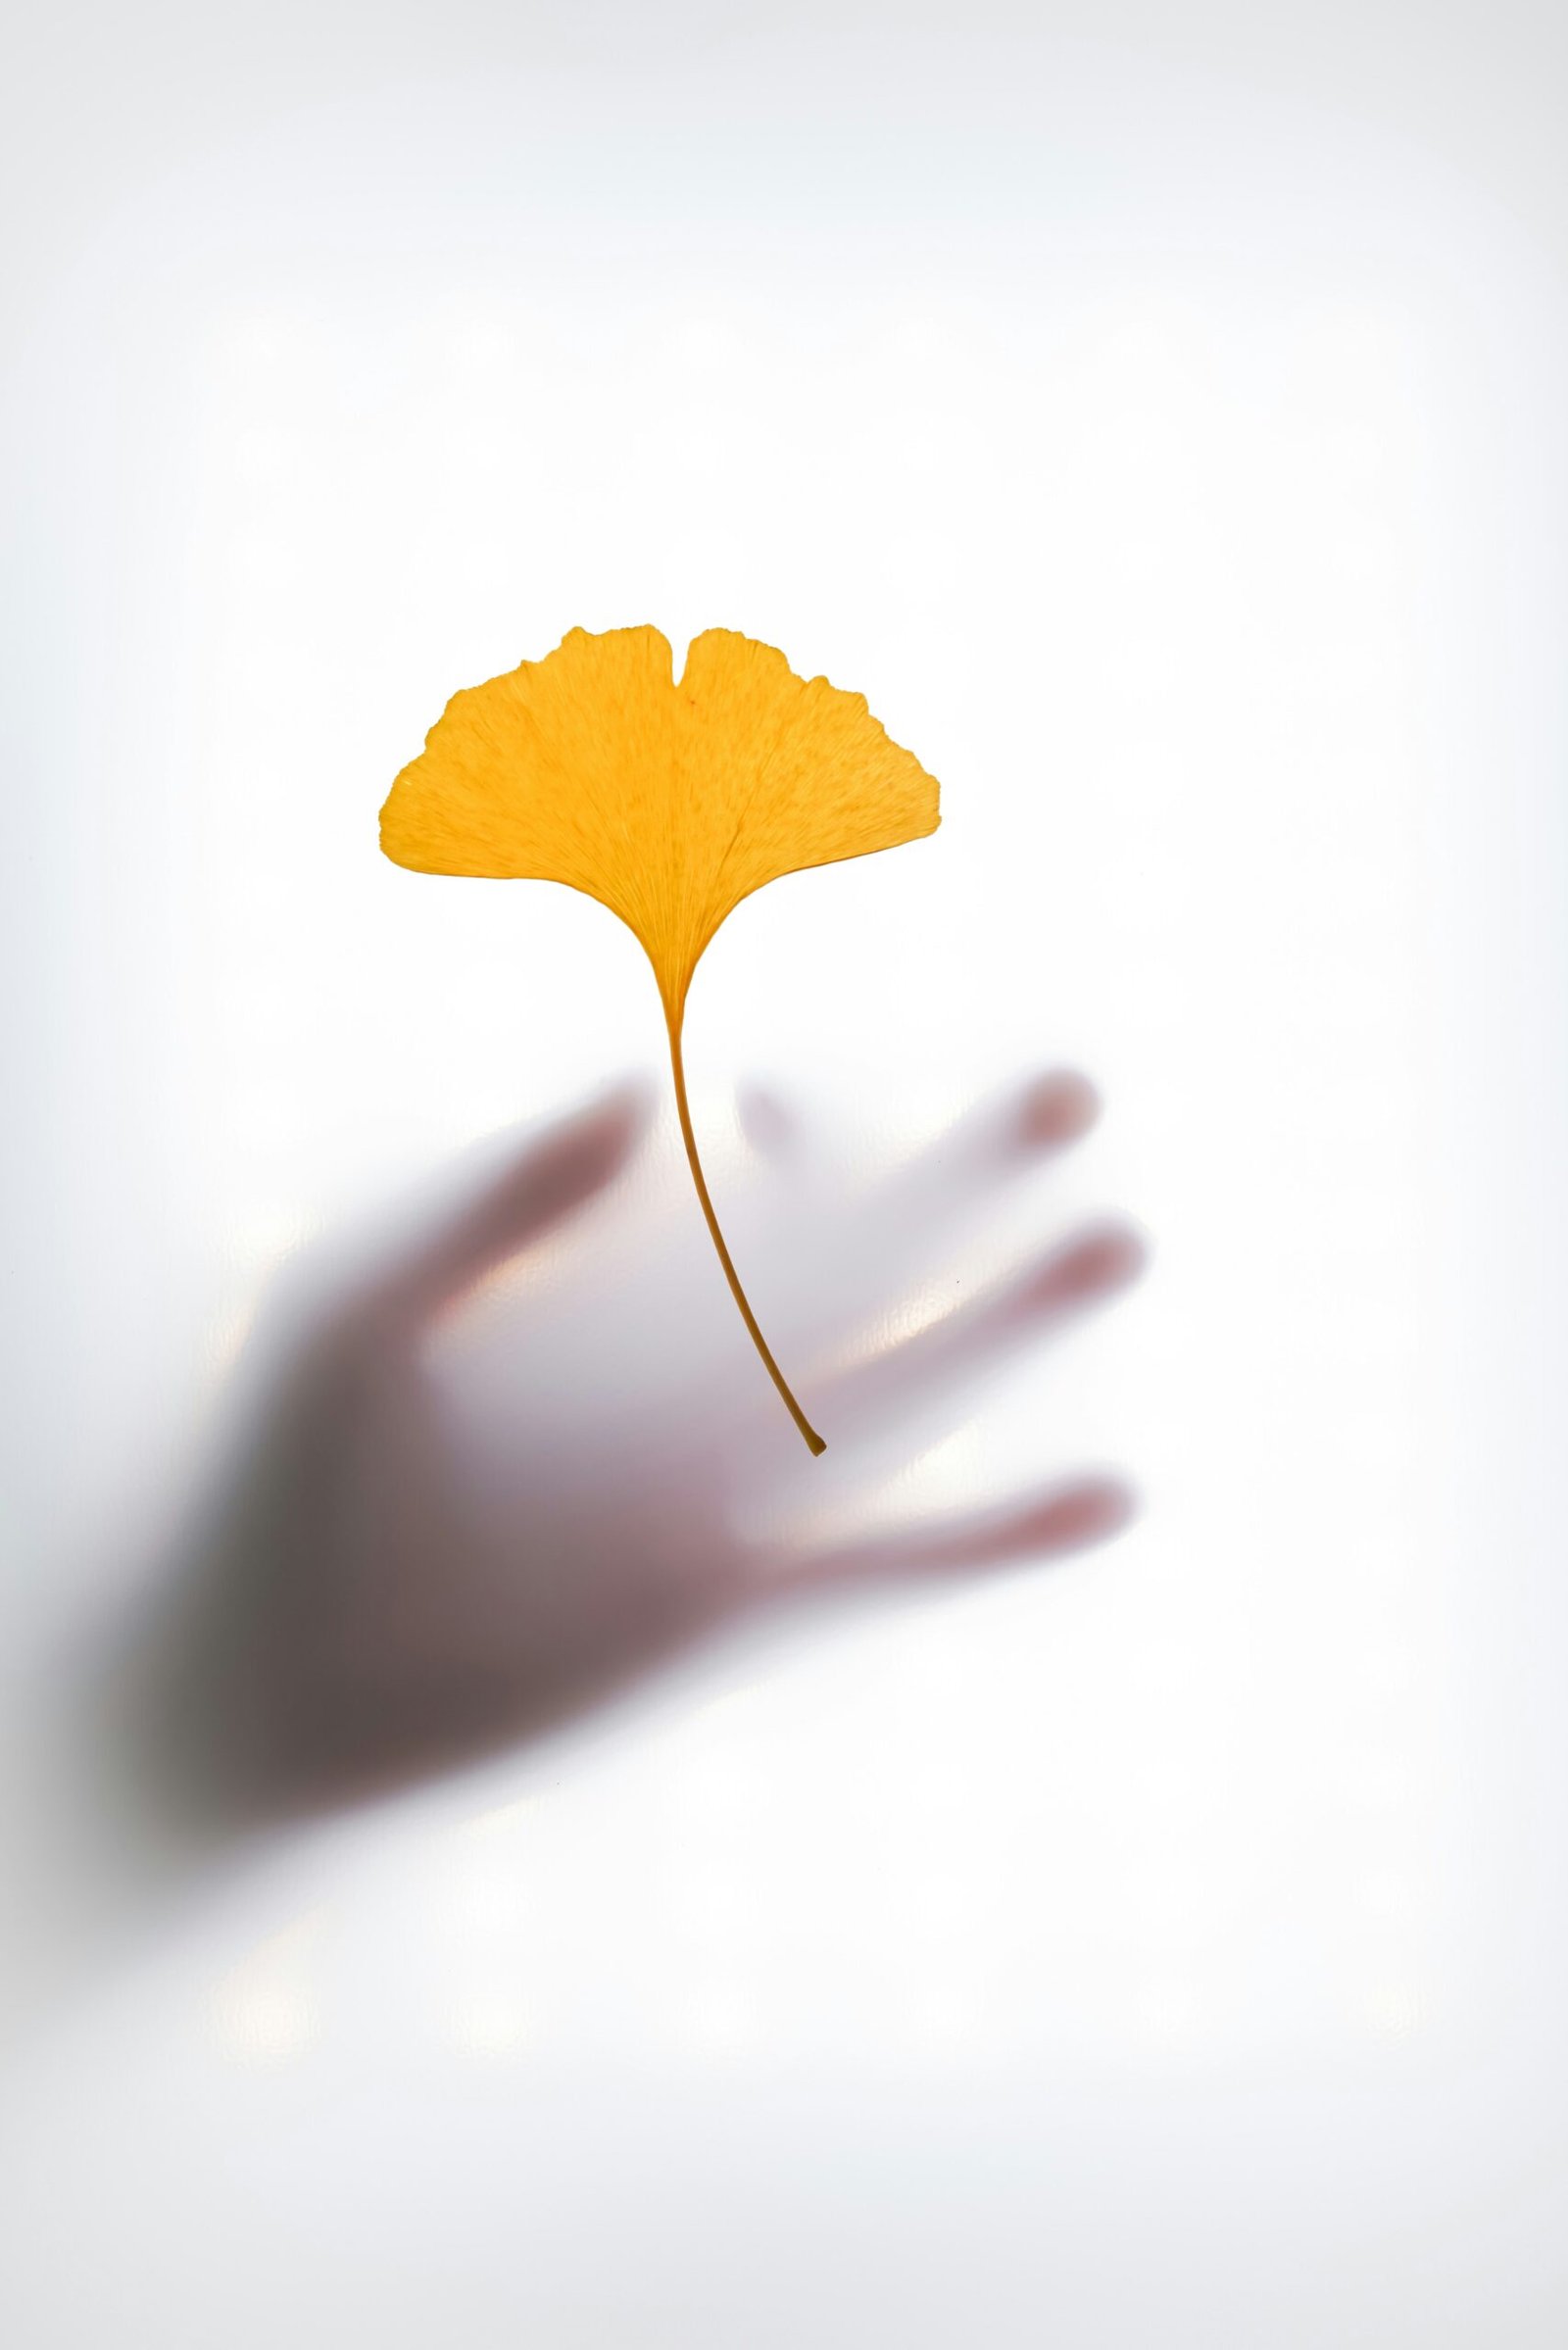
top-left (117, 1068), bottom-right (1143, 1837)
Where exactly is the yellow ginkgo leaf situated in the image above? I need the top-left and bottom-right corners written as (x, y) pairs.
top-left (380, 624), bottom-right (940, 1453)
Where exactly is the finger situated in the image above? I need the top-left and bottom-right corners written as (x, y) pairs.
top-left (798, 1068), bottom-right (1103, 1334)
top-left (816, 1219), bottom-right (1147, 1441)
top-left (869, 1067), bottom-right (1101, 1226)
top-left (370, 1081), bottom-right (654, 1331)
top-left (792, 1474), bottom-right (1135, 1591)
top-left (736, 1082), bottom-right (801, 1165)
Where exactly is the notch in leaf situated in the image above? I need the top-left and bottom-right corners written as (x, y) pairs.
top-left (379, 625), bottom-right (941, 1453)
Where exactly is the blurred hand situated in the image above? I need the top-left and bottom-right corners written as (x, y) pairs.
top-left (119, 1070), bottom-right (1143, 1832)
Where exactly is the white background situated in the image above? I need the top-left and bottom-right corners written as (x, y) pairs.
top-left (3, 3), bottom-right (1567, 2343)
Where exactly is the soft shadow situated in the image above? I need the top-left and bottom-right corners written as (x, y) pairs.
top-left (84, 1069), bottom-right (1144, 1877)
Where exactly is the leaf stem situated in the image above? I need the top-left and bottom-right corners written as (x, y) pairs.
top-left (666, 1011), bottom-right (826, 1456)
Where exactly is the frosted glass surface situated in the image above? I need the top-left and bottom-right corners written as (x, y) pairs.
top-left (3, 7), bottom-right (1565, 2344)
